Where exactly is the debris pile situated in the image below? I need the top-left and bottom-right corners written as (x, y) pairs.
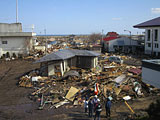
top-left (18, 55), bottom-right (159, 111)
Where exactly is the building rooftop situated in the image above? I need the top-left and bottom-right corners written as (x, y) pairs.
top-left (35, 49), bottom-right (101, 63)
top-left (134, 17), bottom-right (160, 28)
top-left (0, 32), bottom-right (36, 37)
top-left (143, 59), bottom-right (160, 65)
top-left (103, 37), bottom-right (119, 41)
top-left (142, 59), bottom-right (160, 71)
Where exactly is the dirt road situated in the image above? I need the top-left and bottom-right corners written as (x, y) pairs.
top-left (0, 60), bottom-right (158, 120)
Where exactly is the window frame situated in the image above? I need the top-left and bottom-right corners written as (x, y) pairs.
top-left (147, 43), bottom-right (151, 47)
top-left (147, 29), bottom-right (151, 41)
top-left (2, 41), bottom-right (8, 44)
top-left (155, 43), bottom-right (159, 48)
top-left (154, 29), bottom-right (158, 41)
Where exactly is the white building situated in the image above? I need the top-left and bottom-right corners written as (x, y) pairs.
top-left (103, 37), bottom-right (139, 53)
top-left (134, 17), bottom-right (160, 56)
top-left (142, 59), bottom-right (160, 88)
top-left (0, 23), bottom-right (36, 58)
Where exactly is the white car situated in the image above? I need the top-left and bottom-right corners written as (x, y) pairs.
top-left (109, 56), bottom-right (123, 64)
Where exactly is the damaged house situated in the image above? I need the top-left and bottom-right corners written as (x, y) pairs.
top-left (102, 32), bottom-right (139, 53)
top-left (0, 23), bottom-right (36, 58)
top-left (35, 49), bottom-right (100, 76)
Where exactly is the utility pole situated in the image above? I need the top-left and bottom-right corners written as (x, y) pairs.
top-left (101, 29), bottom-right (104, 44)
top-left (44, 29), bottom-right (47, 54)
top-left (124, 30), bottom-right (131, 45)
top-left (124, 30), bottom-right (132, 53)
top-left (16, 0), bottom-right (18, 23)
top-left (101, 29), bottom-right (104, 53)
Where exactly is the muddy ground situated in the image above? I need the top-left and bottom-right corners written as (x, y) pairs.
top-left (0, 60), bottom-right (159, 120)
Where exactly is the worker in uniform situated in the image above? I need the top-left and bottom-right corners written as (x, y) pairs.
top-left (88, 98), bottom-right (94, 117)
top-left (105, 98), bottom-right (111, 118)
top-left (94, 99), bottom-right (102, 120)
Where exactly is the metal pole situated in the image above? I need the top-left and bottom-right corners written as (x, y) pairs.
top-left (124, 30), bottom-right (131, 52)
top-left (101, 29), bottom-right (104, 44)
top-left (129, 31), bottom-right (131, 46)
top-left (44, 29), bottom-right (47, 54)
top-left (16, 0), bottom-right (18, 23)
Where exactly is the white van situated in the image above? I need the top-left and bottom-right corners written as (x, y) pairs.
top-left (109, 56), bottom-right (123, 64)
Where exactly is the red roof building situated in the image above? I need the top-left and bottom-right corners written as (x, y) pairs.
top-left (103, 32), bottom-right (119, 41)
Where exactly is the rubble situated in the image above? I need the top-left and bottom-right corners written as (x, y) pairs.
top-left (18, 54), bottom-right (160, 112)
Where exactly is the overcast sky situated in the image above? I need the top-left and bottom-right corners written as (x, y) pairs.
top-left (0, 0), bottom-right (160, 35)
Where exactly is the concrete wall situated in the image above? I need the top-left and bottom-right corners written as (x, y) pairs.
top-left (0, 36), bottom-right (33, 57)
top-left (142, 67), bottom-right (160, 88)
top-left (48, 60), bottom-right (69, 76)
top-left (0, 23), bottom-right (22, 32)
top-left (145, 27), bottom-right (160, 55)
top-left (48, 64), bottom-right (55, 76)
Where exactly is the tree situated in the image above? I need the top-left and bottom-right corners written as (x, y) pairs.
top-left (89, 33), bottom-right (102, 44)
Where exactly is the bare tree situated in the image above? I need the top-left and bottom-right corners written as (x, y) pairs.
top-left (89, 33), bottom-right (102, 44)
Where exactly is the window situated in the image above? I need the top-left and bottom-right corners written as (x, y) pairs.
top-left (147, 30), bottom-right (151, 41)
top-left (148, 43), bottom-right (151, 47)
top-left (155, 29), bottom-right (158, 41)
top-left (155, 43), bottom-right (159, 48)
top-left (2, 41), bottom-right (7, 44)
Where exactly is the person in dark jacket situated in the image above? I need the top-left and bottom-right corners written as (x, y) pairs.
top-left (105, 98), bottom-right (111, 117)
top-left (94, 99), bottom-right (102, 120)
top-left (88, 98), bottom-right (94, 117)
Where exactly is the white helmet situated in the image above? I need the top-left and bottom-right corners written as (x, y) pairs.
top-left (97, 99), bottom-right (100, 102)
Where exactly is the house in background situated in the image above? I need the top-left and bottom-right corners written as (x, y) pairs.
top-left (134, 17), bottom-right (160, 56)
top-left (142, 59), bottom-right (160, 88)
top-left (0, 23), bottom-right (36, 58)
top-left (35, 49), bottom-right (100, 76)
top-left (102, 32), bottom-right (139, 53)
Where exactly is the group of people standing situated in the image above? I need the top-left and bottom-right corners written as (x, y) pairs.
top-left (84, 95), bottom-right (112, 120)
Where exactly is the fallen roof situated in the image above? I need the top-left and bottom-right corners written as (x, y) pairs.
top-left (134, 17), bottom-right (160, 28)
top-left (35, 49), bottom-right (101, 63)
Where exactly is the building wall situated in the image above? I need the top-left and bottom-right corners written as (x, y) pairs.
top-left (0, 36), bottom-right (33, 57)
top-left (145, 27), bottom-right (160, 55)
top-left (142, 67), bottom-right (160, 88)
top-left (46, 56), bottom-right (98, 76)
top-left (108, 37), bottom-right (138, 52)
top-left (48, 60), bottom-right (69, 76)
top-left (0, 23), bottom-right (22, 32)
top-left (92, 57), bottom-right (98, 68)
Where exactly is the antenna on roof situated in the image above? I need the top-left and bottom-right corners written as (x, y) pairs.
top-left (16, 0), bottom-right (18, 23)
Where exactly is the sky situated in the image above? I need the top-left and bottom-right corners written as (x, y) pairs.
top-left (0, 0), bottom-right (160, 35)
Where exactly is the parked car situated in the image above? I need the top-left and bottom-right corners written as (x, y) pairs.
top-left (109, 56), bottom-right (123, 64)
